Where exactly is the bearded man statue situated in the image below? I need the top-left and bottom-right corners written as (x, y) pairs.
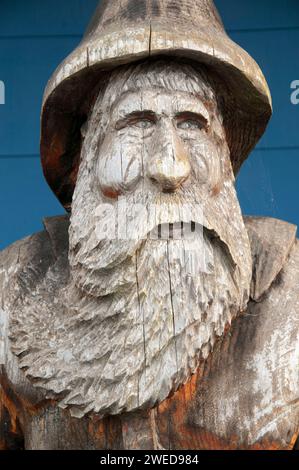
top-left (1, 0), bottom-right (299, 451)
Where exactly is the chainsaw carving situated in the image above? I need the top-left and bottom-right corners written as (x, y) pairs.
top-left (1, 0), bottom-right (298, 451)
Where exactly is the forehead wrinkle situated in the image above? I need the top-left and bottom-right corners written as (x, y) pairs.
top-left (173, 95), bottom-right (210, 121)
top-left (110, 88), bottom-right (211, 121)
top-left (113, 90), bottom-right (146, 118)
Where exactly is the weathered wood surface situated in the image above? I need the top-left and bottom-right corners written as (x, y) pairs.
top-left (1, 0), bottom-right (297, 452)
top-left (1, 215), bottom-right (298, 450)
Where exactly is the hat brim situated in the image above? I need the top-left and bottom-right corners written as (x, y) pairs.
top-left (41, 23), bottom-right (272, 209)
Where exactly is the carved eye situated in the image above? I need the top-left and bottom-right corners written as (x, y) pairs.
top-left (134, 119), bottom-right (155, 129)
top-left (177, 119), bottom-right (203, 130)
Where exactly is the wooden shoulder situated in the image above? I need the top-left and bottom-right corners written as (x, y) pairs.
top-left (0, 216), bottom-right (69, 398)
top-left (0, 215), bottom-right (69, 308)
top-left (244, 216), bottom-right (297, 301)
top-left (0, 231), bottom-right (55, 308)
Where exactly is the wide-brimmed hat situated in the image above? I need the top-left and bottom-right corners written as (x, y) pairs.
top-left (40, 0), bottom-right (272, 209)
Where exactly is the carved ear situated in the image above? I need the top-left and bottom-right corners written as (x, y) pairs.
top-left (244, 216), bottom-right (297, 301)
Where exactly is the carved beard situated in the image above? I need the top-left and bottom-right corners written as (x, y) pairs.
top-left (9, 164), bottom-right (252, 419)
top-left (8, 141), bottom-right (253, 421)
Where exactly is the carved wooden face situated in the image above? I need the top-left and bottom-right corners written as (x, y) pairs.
top-left (62, 61), bottom-right (253, 417)
top-left (72, 60), bottom-right (251, 302)
top-left (96, 88), bottom-right (222, 199)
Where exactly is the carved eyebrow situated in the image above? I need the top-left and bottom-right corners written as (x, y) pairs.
top-left (115, 110), bottom-right (157, 130)
top-left (115, 109), bottom-right (158, 130)
top-left (175, 111), bottom-right (209, 128)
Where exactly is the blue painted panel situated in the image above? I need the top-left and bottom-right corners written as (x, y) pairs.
top-left (0, 156), bottom-right (64, 250)
top-left (0, 0), bottom-right (98, 37)
top-left (216, 0), bottom-right (299, 30)
top-left (0, 36), bottom-right (80, 156)
top-left (0, 0), bottom-right (299, 251)
top-left (237, 148), bottom-right (299, 228)
top-left (231, 29), bottom-right (299, 150)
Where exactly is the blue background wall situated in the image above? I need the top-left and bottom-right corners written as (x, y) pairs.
top-left (0, 0), bottom-right (299, 249)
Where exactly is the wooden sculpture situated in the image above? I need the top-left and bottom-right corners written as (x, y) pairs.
top-left (1, 0), bottom-right (299, 450)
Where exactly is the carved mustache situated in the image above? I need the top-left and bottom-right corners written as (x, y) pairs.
top-left (71, 197), bottom-right (238, 284)
top-left (75, 216), bottom-right (234, 274)
top-left (71, 216), bottom-right (237, 300)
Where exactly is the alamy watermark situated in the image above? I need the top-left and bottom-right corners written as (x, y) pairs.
top-left (0, 80), bottom-right (5, 105)
top-left (290, 80), bottom-right (299, 105)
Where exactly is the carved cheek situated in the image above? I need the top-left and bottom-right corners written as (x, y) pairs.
top-left (96, 132), bottom-right (143, 198)
top-left (189, 139), bottom-right (221, 188)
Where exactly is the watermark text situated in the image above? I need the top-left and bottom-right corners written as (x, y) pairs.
top-left (0, 80), bottom-right (5, 105)
top-left (291, 80), bottom-right (299, 105)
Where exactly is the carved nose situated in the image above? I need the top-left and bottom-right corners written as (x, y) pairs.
top-left (147, 124), bottom-right (191, 192)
